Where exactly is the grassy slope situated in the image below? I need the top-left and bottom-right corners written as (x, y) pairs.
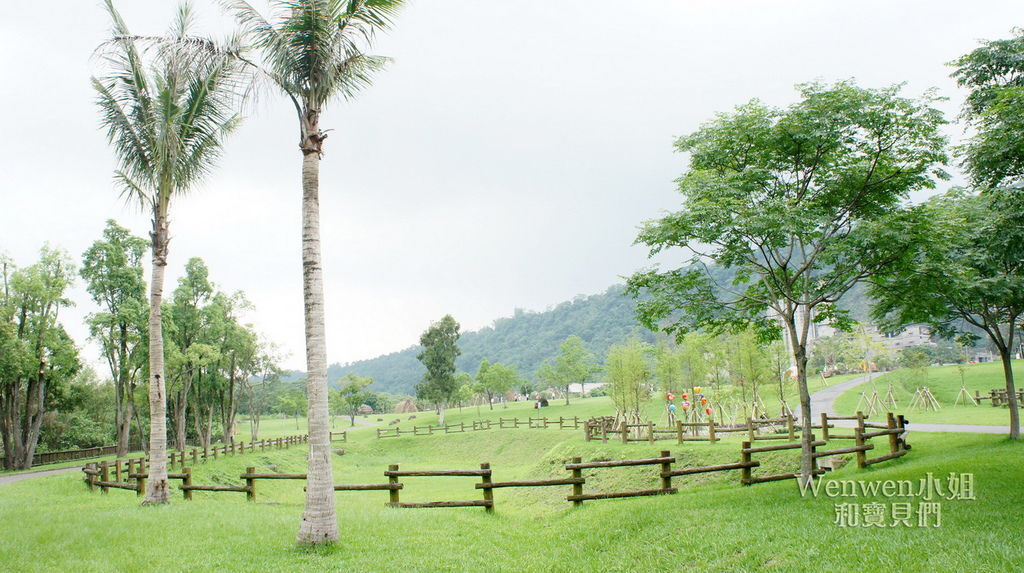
top-left (2, 403), bottom-right (1021, 572)
top-left (833, 361), bottom-right (1023, 426)
top-left (255, 373), bottom-right (864, 441)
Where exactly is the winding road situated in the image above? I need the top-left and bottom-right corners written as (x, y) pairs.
top-left (810, 372), bottom-right (1022, 434)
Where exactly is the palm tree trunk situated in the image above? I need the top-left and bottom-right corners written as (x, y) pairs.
top-left (296, 147), bottom-right (339, 544)
top-left (144, 214), bottom-right (170, 504)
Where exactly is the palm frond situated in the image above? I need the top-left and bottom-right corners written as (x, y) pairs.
top-left (223, 0), bottom-right (404, 112)
top-left (94, 1), bottom-right (244, 216)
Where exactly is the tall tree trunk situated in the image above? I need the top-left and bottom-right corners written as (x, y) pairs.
top-left (115, 324), bottom-right (131, 458)
top-left (783, 312), bottom-right (815, 489)
top-left (144, 214), bottom-right (170, 504)
top-left (296, 132), bottom-right (339, 544)
top-left (174, 387), bottom-right (190, 451)
top-left (117, 397), bottom-right (133, 457)
top-left (997, 345), bottom-right (1020, 440)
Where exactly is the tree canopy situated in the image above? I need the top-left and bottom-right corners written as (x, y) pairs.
top-left (626, 81), bottom-right (949, 485)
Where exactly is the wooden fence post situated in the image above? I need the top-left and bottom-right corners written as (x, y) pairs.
top-left (708, 419), bottom-right (717, 443)
top-left (854, 412), bottom-right (867, 469)
top-left (601, 422), bottom-right (608, 443)
top-left (747, 418), bottom-right (755, 442)
top-left (886, 412), bottom-right (898, 454)
top-left (677, 420), bottom-right (683, 444)
top-left (809, 432), bottom-right (818, 474)
top-left (820, 412), bottom-right (830, 442)
top-left (85, 463), bottom-right (96, 491)
top-left (100, 461), bottom-right (109, 494)
top-left (584, 421), bottom-right (592, 442)
top-left (786, 414), bottom-right (795, 441)
top-left (388, 464), bottom-right (400, 506)
top-left (660, 450), bottom-right (673, 491)
top-left (246, 466), bottom-right (256, 502)
top-left (620, 421), bottom-right (628, 444)
top-left (136, 469), bottom-right (146, 498)
top-left (183, 467), bottom-right (193, 500)
top-left (648, 421), bottom-right (655, 444)
top-left (480, 463), bottom-right (493, 513)
top-left (740, 442), bottom-right (752, 485)
top-left (571, 456), bottom-right (583, 507)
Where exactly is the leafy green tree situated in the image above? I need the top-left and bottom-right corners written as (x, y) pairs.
top-left (951, 30), bottom-right (1024, 188)
top-left (332, 373), bottom-right (373, 427)
top-left (80, 220), bottom-right (149, 456)
top-left (537, 335), bottom-right (599, 405)
top-left (416, 315), bottom-right (462, 426)
top-left (476, 359), bottom-right (520, 410)
top-left (871, 189), bottom-right (1024, 439)
top-left (166, 258), bottom-right (215, 450)
top-left (222, 0), bottom-right (404, 543)
top-left (243, 340), bottom-right (285, 441)
top-left (605, 339), bottom-right (652, 425)
top-left (277, 384), bottom-right (308, 429)
top-left (452, 373), bottom-right (475, 413)
top-left (653, 340), bottom-right (684, 396)
top-left (627, 81), bottom-right (948, 485)
top-left (93, 1), bottom-right (244, 503)
top-left (0, 248), bottom-right (81, 469)
top-left (724, 329), bottom-right (771, 412)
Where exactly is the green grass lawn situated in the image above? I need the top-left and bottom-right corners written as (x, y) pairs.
top-left (2, 399), bottom-right (1021, 572)
top-left (833, 361), bottom-right (1023, 426)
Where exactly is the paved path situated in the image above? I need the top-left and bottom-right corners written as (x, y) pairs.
top-left (0, 465), bottom-right (83, 486)
top-left (809, 372), bottom-right (1021, 434)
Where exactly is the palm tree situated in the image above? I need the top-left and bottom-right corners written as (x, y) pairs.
top-left (222, 0), bottom-right (403, 544)
top-left (93, 0), bottom-right (244, 504)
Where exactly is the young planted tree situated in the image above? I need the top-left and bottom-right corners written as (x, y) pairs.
top-left (476, 359), bottom-right (520, 409)
top-left (871, 189), bottom-right (1024, 439)
top-left (605, 339), bottom-right (652, 426)
top-left (416, 315), bottom-right (461, 426)
top-left (332, 373), bottom-right (373, 427)
top-left (80, 220), bottom-right (149, 456)
top-left (626, 81), bottom-right (948, 486)
top-left (93, 1), bottom-right (244, 503)
top-left (537, 335), bottom-right (599, 405)
top-left (222, 0), bottom-right (404, 543)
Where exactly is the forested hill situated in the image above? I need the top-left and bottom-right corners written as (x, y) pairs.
top-left (328, 285), bottom-right (656, 395)
top-left (324, 281), bottom-right (872, 396)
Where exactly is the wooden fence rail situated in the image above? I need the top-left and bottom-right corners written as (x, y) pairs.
top-left (376, 417), bottom-right (581, 439)
top-left (81, 412), bottom-right (913, 510)
top-left (81, 435), bottom-right (308, 495)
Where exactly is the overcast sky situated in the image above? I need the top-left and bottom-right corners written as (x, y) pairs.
top-left (2, 1), bottom-right (1022, 374)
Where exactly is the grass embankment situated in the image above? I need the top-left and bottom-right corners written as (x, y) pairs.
top-left (2, 405), bottom-right (1021, 572)
top-left (833, 361), bottom-right (1023, 426)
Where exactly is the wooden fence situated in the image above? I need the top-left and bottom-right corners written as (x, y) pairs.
top-left (81, 413), bottom-right (909, 510)
top-left (80, 435), bottom-right (308, 496)
top-left (376, 417), bottom-right (581, 439)
top-left (584, 415), bottom-right (801, 444)
top-left (975, 388), bottom-right (1024, 407)
top-left (1, 442), bottom-right (144, 469)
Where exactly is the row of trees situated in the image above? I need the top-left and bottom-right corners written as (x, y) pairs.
top-left (626, 31), bottom-right (1024, 488)
top-left (0, 220), bottom-right (285, 469)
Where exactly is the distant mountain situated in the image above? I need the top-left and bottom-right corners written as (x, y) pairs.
top-left (324, 281), bottom-right (872, 395)
top-left (328, 285), bottom-right (656, 395)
